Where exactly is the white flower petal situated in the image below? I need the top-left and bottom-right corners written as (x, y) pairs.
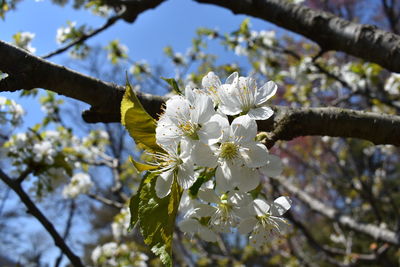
top-left (156, 116), bottom-right (181, 146)
top-left (252, 199), bottom-right (270, 216)
top-left (195, 203), bottom-right (217, 217)
top-left (202, 71), bottom-right (222, 89)
top-left (260, 154), bottom-right (283, 177)
top-left (218, 84), bottom-right (242, 115)
top-left (228, 191), bottom-right (252, 205)
top-left (178, 218), bottom-right (199, 233)
top-left (215, 164), bottom-right (235, 192)
top-left (198, 226), bottom-right (218, 242)
top-left (164, 96), bottom-right (191, 123)
top-left (247, 106), bottom-right (274, 120)
top-left (191, 93), bottom-right (215, 124)
top-left (198, 121), bottom-right (222, 145)
top-left (198, 189), bottom-right (220, 203)
top-left (177, 162), bottom-right (195, 189)
top-left (249, 225), bottom-right (270, 250)
top-left (191, 141), bottom-right (218, 167)
top-left (155, 171), bottom-right (173, 198)
top-left (240, 142), bottom-right (269, 168)
top-left (238, 217), bottom-right (258, 235)
top-left (231, 115), bottom-right (257, 144)
top-left (185, 85), bottom-right (195, 103)
top-left (225, 72), bottom-right (238, 85)
top-left (236, 167), bottom-right (260, 192)
top-left (271, 196), bottom-right (292, 216)
top-left (256, 81), bottom-right (277, 105)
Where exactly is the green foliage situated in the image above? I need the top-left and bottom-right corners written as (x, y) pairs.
top-left (161, 77), bottom-right (181, 94)
top-left (130, 172), bottom-right (182, 266)
top-left (120, 79), bottom-right (161, 151)
top-left (129, 156), bottom-right (157, 172)
top-left (105, 40), bottom-right (128, 64)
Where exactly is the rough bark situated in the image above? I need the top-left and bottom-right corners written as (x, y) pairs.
top-left (1, 40), bottom-right (400, 147)
top-left (195, 0), bottom-right (400, 73)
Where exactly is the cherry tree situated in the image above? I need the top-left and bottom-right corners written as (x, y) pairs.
top-left (1, 0), bottom-right (400, 266)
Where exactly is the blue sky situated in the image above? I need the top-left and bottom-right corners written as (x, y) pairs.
top-left (0, 0), bottom-right (281, 128)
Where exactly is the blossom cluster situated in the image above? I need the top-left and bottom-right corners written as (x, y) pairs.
top-left (0, 96), bottom-right (24, 127)
top-left (91, 242), bottom-right (148, 267)
top-left (150, 72), bottom-right (291, 249)
top-left (2, 128), bottom-right (109, 196)
top-left (12, 31), bottom-right (36, 54)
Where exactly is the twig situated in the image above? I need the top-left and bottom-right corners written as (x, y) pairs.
top-left (42, 10), bottom-right (125, 59)
top-left (0, 168), bottom-right (84, 267)
top-left (55, 200), bottom-right (76, 267)
top-left (87, 192), bottom-right (124, 209)
top-left (273, 176), bottom-right (400, 246)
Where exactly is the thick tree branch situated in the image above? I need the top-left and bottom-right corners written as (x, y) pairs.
top-left (0, 40), bottom-right (164, 122)
top-left (0, 169), bottom-right (84, 267)
top-left (274, 176), bottom-right (400, 246)
top-left (106, 0), bottom-right (166, 23)
top-left (260, 106), bottom-right (400, 148)
top-left (1, 41), bottom-right (400, 147)
top-left (195, 0), bottom-right (400, 73)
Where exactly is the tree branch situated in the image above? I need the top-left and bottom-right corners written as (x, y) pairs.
top-left (273, 176), bottom-right (400, 246)
top-left (0, 40), bottom-right (164, 122)
top-left (0, 168), bottom-right (84, 267)
top-left (260, 106), bottom-right (400, 148)
top-left (1, 40), bottom-right (400, 147)
top-left (42, 10), bottom-right (125, 59)
top-left (194, 0), bottom-right (400, 73)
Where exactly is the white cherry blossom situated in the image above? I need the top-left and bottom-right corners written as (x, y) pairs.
top-left (153, 142), bottom-right (195, 198)
top-left (178, 217), bottom-right (218, 242)
top-left (238, 196), bottom-right (291, 250)
top-left (195, 188), bottom-right (252, 233)
top-left (192, 115), bottom-right (270, 192)
top-left (201, 71), bottom-right (238, 106)
top-left (62, 173), bottom-right (93, 198)
top-left (218, 74), bottom-right (277, 120)
top-left (156, 87), bottom-right (224, 147)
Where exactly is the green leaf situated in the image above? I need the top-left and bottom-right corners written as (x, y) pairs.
top-left (161, 77), bottom-right (182, 94)
top-left (121, 80), bottom-right (161, 151)
top-left (138, 174), bottom-right (182, 266)
top-left (129, 173), bottom-right (149, 231)
top-left (129, 156), bottom-right (158, 172)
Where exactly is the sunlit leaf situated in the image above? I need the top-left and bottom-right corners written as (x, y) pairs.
top-left (129, 155), bottom-right (158, 172)
top-left (121, 80), bottom-right (161, 151)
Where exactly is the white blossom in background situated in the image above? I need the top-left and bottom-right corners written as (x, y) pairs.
top-left (91, 242), bottom-right (148, 267)
top-left (56, 21), bottom-right (76, 44)
top-left (12, 32), bottom-right (36, 54)
top-left (112, 207), bottom-right (130, 241)
top-left (291, 0), bottom-right (305, 4)
top-left (0, 96), bottom-right (24, 126)
top-left (32, 141), bottom-right (57, 165)
top-left (384, 73), bottom-right (400, 96)
top-left (238, 197), bottom-right (291, 250)
top-left (46, 167), bottom-right (69, 187)
top-left (62, 172), bottom-right (93, 198)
